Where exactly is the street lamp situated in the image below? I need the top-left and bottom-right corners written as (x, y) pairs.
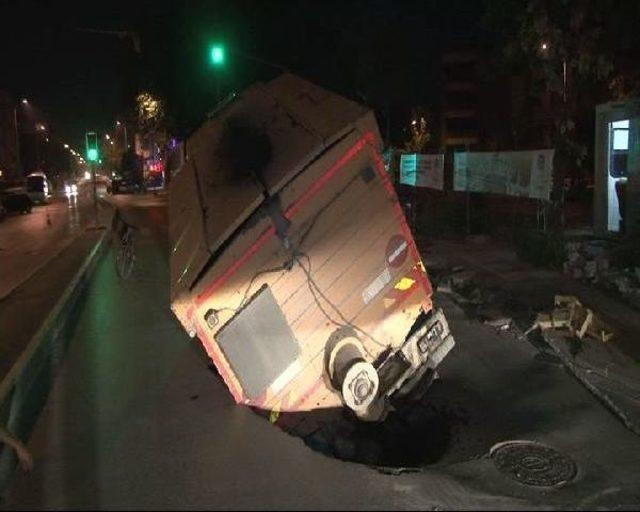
top-left (116, 120), bottom-right (128, 148)
top-left (13, 102), bottom-right (23, 175)
top-left (539, 41), bottom-right (567, 104)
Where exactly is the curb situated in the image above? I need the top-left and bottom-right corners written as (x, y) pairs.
top-left (542, 331), bottom-right (640, 437)
top-left (0, 206), bottom-right (113, 496)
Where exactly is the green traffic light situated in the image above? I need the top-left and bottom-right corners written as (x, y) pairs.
top-left (87, 148), bottom-right (98, 162)
top-left (210, 44), bottom-right (225, 66)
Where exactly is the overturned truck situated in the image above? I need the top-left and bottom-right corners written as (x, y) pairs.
top-left (170, 74), bottom-right (454, 421)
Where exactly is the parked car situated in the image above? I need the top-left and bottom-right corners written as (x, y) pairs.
top-left (110, 177), bottom-right (142, 195)
top-left (0, 185), bottom-right (33, 215)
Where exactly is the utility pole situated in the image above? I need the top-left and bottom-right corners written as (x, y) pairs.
top-left (13, 105), bottom-right (22, 177)
top-left (86, 132), bottom-right (99, 226)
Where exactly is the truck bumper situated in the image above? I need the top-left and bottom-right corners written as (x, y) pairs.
top-left (351, 308), bottom-right (455, 421)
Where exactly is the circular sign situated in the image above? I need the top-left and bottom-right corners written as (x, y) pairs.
top-left (386, 234), bottom-right (409, 268)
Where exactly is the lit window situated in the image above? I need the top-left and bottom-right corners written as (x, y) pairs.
top-left (613, 129), bottom-right (628, 150)
top-left (611, 119), bottom-right (629, 129)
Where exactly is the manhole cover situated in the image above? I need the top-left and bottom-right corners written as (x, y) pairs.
top-left (490, 440), bottom-right (577, 487)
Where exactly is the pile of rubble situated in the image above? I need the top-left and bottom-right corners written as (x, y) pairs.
top-left (563, 239), bottom-right (640, 308)
top-left (531, 295), bottom-right (614, 344)
top-left (563, 239), bottom-right (610, 281)
top-left (436, 267), bottom-right (519, 333)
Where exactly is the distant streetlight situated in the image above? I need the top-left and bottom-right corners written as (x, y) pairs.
top-left (21, 98), bottom-right (28, 105)
top-left (64, 144), bottom-right (69, 149)
top-left (105, 134), bottom-right (110, 140)
top-left (37, 124), bottom-right (46, 132)
top-left (539, 40), bottom-right (567, 103)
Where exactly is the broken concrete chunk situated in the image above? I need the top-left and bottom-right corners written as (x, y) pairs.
top-left (484, 317), bottom-right (512, 330)
top-left (436, 279), bottom-right (453, 294)
top-left (537, 295), bottom-right (615, 343)
top-left (551, 308), bottom-right (572, 328)
top-left (450, 270), bottom-right (475, 288)
top-left (584, 260), bottom-right (597, 279)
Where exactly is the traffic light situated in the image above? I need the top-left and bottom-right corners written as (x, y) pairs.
top-left (86, 132), bottom-right (99, 162)
top-left (210, 44), bottom-right (225, 66)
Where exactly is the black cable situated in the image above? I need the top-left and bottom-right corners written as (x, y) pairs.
top-left (213, 263), bottom-right (290, 315)
top-left (295, 252), bottom-right (387, 351)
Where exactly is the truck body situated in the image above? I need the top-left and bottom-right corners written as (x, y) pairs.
top-left (169, 74), bottom-right (454, 421)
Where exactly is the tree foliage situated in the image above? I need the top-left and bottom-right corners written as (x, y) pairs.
top-left (404, 115), bottom-right (431, 153)
top-left (486, 0), bottom-right (640, 179)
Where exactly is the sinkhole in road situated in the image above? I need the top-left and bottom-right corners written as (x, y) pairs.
top-left (251, 378), bottom-right (470, 470)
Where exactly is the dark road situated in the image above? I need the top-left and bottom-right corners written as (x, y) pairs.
top-left (5, 194), bottom-right (640, 510)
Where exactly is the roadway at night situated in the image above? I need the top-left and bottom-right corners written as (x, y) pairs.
top-left (0, 189), bottom-right (93, 300)
top-left (4, 194), bottom-right (640, 510)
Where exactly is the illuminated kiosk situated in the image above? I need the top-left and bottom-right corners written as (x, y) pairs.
top-left (594, 98), bottom-right (640, 237)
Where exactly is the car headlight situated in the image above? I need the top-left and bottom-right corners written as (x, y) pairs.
top-left (71, 184), bottom-right (78, 193)
top-left (65, 185), bottom-right (71, 195)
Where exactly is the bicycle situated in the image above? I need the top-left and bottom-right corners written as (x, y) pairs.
top-left (112, 212), bottom-right (137, 280)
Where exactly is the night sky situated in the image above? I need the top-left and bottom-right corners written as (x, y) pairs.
top-left (0, 0), bottom-right (487, 147)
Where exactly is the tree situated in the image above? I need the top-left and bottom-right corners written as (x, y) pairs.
top-left (135, 91), bottom-right (169, 181)
top-left (404, 113), bottom-right (431, 153)
top-left (486, 0), bottom-right (640, 182)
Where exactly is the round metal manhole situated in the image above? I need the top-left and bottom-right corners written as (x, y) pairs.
top-left (490, 441), bottom-right (577, 487)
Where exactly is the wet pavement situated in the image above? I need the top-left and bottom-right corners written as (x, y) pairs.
top-left (0, 187), bottom-right (95, 300)
top-left (4, 194), bottom-right (640, 509)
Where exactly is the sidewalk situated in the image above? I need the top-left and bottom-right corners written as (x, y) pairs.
top-left (0, 200), bottom-right (113, 493)
top-left (422, 235), bottom-right (640, 437)
top-left (423, 237), bottom-right (640, 363)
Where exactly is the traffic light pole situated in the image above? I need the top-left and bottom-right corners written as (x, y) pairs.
top-left (91, 162), bottom-right (98, 227)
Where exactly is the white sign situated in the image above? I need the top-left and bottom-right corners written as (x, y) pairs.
top-left (399, 153), bottom-right (445, 190)
top-left (454, 149), bottom-right (554, 200)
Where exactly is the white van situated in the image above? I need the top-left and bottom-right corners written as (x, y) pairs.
top-left (26, 172), bottom-right (52, 204)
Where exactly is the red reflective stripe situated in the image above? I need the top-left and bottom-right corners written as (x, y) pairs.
top-left (371, 141), bottom-right (433, 298)
top-left (195, 133), bottom-right (372, 307)
top-left (284, 135), bottom-right (369, 219)
top-left (195, 225), bottom-right (276, 306)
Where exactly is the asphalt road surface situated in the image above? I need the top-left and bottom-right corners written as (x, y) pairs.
top-left (0, 186), bottom-right (96, 300)
top-left (5, 193), bottom-right (640, 510)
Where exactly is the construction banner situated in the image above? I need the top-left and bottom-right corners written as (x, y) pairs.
top-left (399, 153), bottom-right (445, 190)
top-left (454, 149), bottom-right (554, 200)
